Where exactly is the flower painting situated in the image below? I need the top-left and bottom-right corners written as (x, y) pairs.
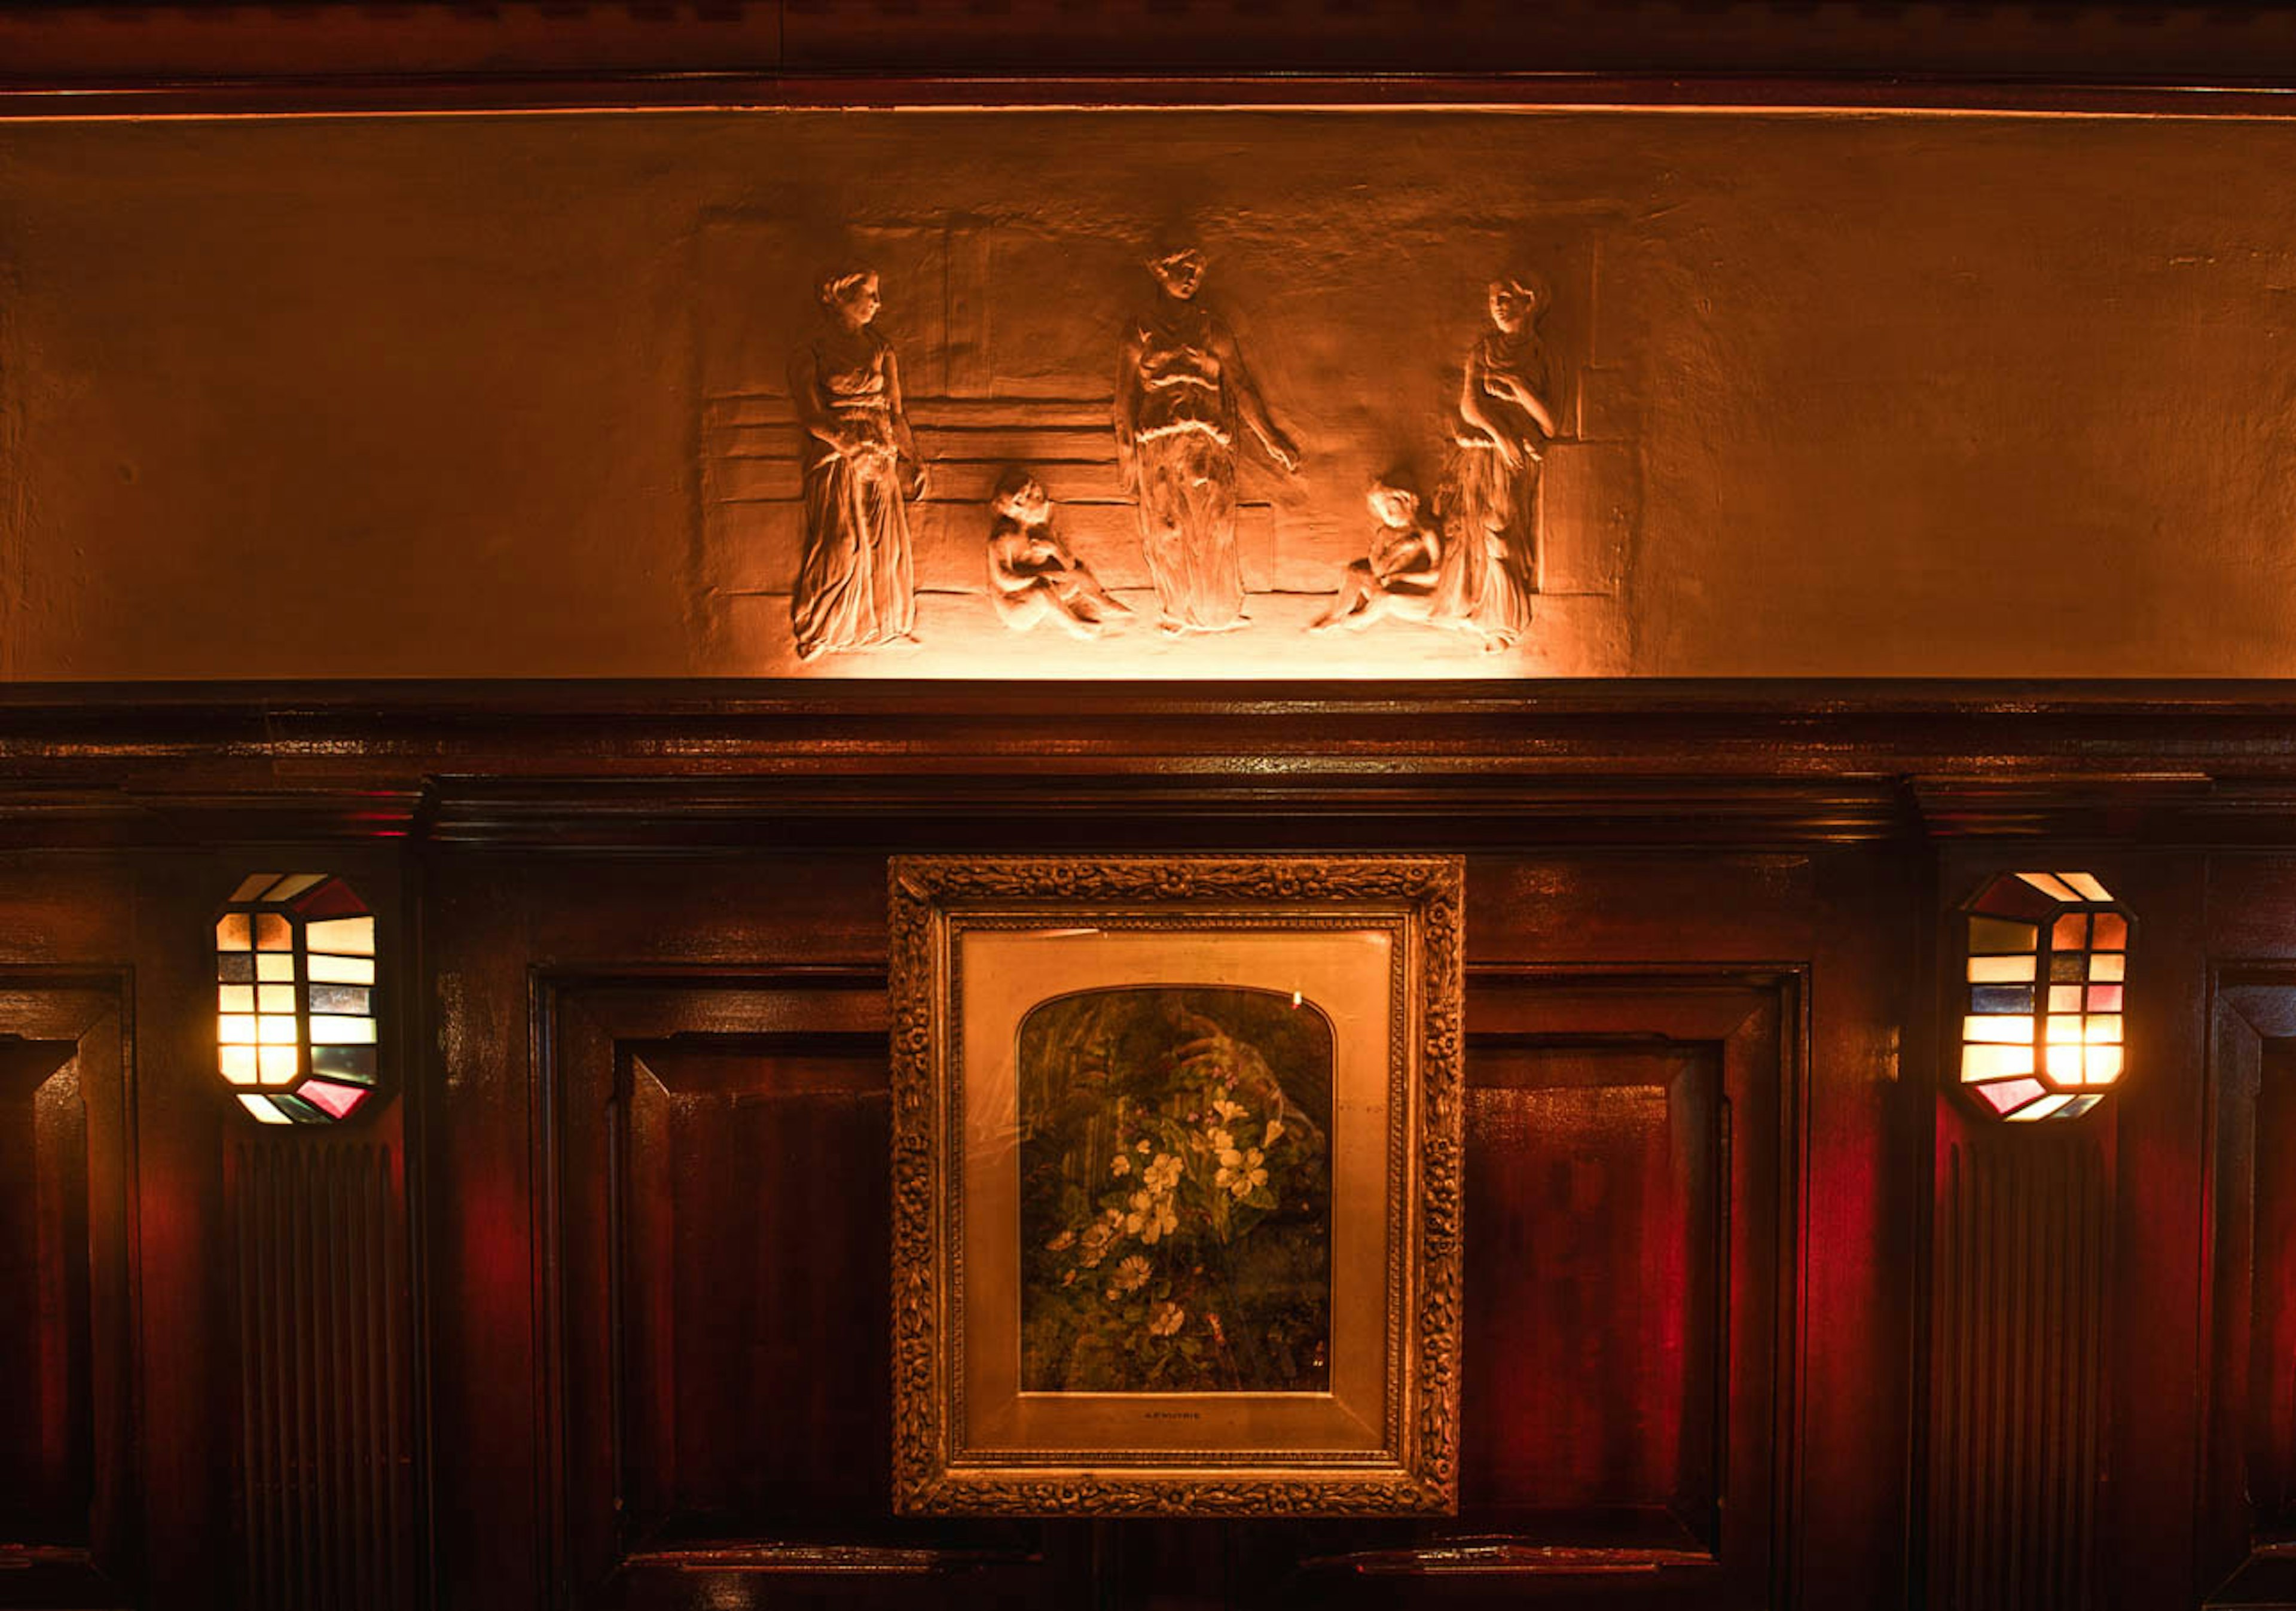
top-left (1018, 985), bottom-right (1333, 1393)
top-left (891, 853), bottom-right (1463, 1515)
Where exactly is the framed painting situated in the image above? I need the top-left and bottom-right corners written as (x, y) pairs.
top-left (888, 855), bottom-right (1464, 1515)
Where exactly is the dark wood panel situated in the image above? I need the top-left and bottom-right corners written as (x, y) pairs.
top-left (1305, 972), bottom-right (1787, 1607)
top-left (1460, 1046), bottom-right (1721, 1552)
top-left (0, 1038), bottom-right (91, 1546)
top-left (2253, 1044), bottom-right (2296, 1537)
top-left (1925, 1131), bottom-right (2111, 1611)
top-left (0, 977), bottom-right (136, 1608)
top-left (228, 1135), bottom-right (415, 1611)
top-left (2203, 980), bottom-right (2296, 1609)
top-left (621, 1041), bottom-right (894, 1536)
top-left (546, 977), bottom-right (1055, 1609)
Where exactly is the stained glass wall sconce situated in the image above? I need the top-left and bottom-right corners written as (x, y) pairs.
top-left (1958, 871), bottom-right (2130, 1122)
top-left (215, 874), bottom-right (379, 1125)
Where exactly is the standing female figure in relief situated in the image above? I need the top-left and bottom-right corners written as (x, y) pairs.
top-left (789, 268), bottom-right (926, 661)
top-left (1430, 276), bottom-right (1556, 649)
top-left (1114, 247), bottom-right (1302, 633)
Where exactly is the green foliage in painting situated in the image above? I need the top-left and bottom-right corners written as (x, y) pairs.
top-left (1018, 986), bottom-right (1333, 1393)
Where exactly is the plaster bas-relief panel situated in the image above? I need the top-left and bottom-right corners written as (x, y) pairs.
top-left (695, 199), bottom-right (1635, 677)
top-left (13, 111), bottom-right (2296, 677)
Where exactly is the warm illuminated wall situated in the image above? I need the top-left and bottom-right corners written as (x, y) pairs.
top-left (4, 107), bottom-right (2294, 678)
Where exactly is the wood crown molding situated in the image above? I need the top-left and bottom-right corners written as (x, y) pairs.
top-left (6, 3), bottom-right (2296, 117)
top-left (0, 679), bottom-right (2290, 847)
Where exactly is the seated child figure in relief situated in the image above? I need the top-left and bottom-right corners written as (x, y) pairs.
top-left (987, 469), bottom-right (1133, 637)
top-left (1309, 479), bottom-right (1444, 633)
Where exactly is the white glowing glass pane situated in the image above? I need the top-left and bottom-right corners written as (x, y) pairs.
top-left (2048, 985), bottom-right (2084, 1013)
top-left (258, 1044), bottom-right (299, 1086)
top-left (306, 917), bottom-right (374, 957)
top-left (306, 953), bottom-right (375, 985)
top-left (257, 953), bottom-right (295, 982)
top-left (220, 1045), bottom-right (259, 1085)
top-left (257, 984), bottom-right (296, 1013)
top-left (2017, 872), bottom-right (2082, 901)
top-left (1964, 1015), bottom-right (2034, 1044)
top-left (219, 1014), bottom-right (257, 1045)
top-left (237, 1093), bottom-right (292, 1125)
top-left (230, 874), bottom-right (282, 903)
top-left (1962, 1044), bottom-right (2035, 1081)
top-left (2084, 1016), bottom-right (2122, 1044)
top-left (257, 1015), bottom-right (298, 1045)
top-left (1968, 955), bottom-right (2037, 983)
top-left (2085, 1045), bottom-right (2124, 1083)
top-left (219, 984), bottom-right (254, 1014)
top-left (2059, 872), bottom-right (2114, 902)
top-left (2090, 953), bottom-right (2125, 982)
top-left (2008, 1093), bottom-right (2074, 1122)
top-left (2045, 1015), bottom-right (2083, 1045)
top-left (264, 873), bottom-right (326, 901)
top-left (309, 1015), bottom-right (377, 1045)
top-left (2047, 1042), bottom-right (2084, 1080)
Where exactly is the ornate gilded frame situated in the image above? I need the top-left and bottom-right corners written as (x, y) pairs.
top-left (888, 855), bottom-right (1464, 1516)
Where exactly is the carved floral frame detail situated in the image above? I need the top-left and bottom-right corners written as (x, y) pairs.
top-left (888, 854), bottom-right (1465, 1516)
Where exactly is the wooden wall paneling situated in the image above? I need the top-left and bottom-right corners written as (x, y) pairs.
top-left (419, 854), bottom-right (547, 1611)
top-left (2095, 855), bottom-right (2210, 1611)
top-left (227, 1129), bottom-right (415, 1611)
top-left (128, 848), bottom-right (421, 1611)
top-left (2201, 974), bottom-right (2296, 1609)
top-left (0, 971), bottom-right (136, 1607)
top-left (1796, 849), bottom-right (1921, 1610)
top-left (419, 850), bottom-right (1046, 1610)
top-left (1924, 852), bottom-right (2210, 1611)
top-left (542, 974), bottom-right (1056, 1608)
top-left (1289, 968), bottom-right (1793, 1607)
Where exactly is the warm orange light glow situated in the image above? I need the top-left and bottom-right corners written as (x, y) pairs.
top-left (1960, 871), bottom-right (2130, 1122)
top-left (216, 872), bottom-right (380, 1126)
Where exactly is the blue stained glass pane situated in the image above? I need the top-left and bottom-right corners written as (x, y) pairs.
top-left (1970, 985), bottom-right (2035, 1014)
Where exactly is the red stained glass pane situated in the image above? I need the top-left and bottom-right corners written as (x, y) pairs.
top-left (1977, 1077), bottom-right (2048, 1115)
top-left (2093, 913), bottom-right (2129, 948)
top-left (2052, 912), bottom-right (2090, 949)
top-left (2087, 985), bottom-right (2124, 1012)
top-left (298, 1080), bottom-right (369, 1120)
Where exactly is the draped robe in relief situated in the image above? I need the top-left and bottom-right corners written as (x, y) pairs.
top-left (1430, 328), bottom-right (1544, 648)
top-left (1125, 307), bottom-right (1245, 631)
top-left (791, 331), bottom-right (916, 660)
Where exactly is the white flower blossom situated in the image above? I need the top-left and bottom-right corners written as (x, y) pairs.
top-left (1143, 1152), bottom-right (1183, 1194)
top-left (1216, 1146), bottom-right (1268, 1199)
top-left (1113, 1255), bottom-right (1151, 1293)
top-left (1148, 1301), bottom-right (1186, 1337)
